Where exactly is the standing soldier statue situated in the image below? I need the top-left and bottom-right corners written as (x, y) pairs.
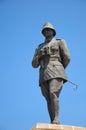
top-left (32, 22), bottom-right (70, 124)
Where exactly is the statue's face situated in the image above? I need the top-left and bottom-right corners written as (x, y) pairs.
top-left (43, 28), bottom-right (54, 38)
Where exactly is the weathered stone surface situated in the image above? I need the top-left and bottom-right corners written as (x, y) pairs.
top-left (31, 123), bottom-right (86, 130)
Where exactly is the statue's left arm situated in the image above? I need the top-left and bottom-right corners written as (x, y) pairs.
top-left (32, 47), bottom-right (39, 68)
top-left (59, 39), bottom-right (70, 68)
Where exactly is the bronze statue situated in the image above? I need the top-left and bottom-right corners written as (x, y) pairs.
top-left (32, 22), bottom-right (70, 124)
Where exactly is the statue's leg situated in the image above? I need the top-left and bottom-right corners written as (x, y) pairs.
top-left (49, 92), bottom-right (60, 124)
top-left (48, 78), bottom-right (63, 124)
top-left (41, 82), bottom-right (54, 122)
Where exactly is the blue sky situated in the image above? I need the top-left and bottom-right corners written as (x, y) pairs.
top-left (0, 0), bottom-right (86, 130)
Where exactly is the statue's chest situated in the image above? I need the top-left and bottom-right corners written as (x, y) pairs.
top-left (40, 41), bottom-right (59, 51)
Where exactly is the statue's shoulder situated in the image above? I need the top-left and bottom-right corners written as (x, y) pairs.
top-left (38, 42), bottom-right (45, 49)
top-left (38, 42), bottom-right (45, 47)
top-left (56, 38), bottom-right (62, 41)
top-left (56, 38), bottom-right (66, 45)
top-left (56, 38), bottom-right (65, 42)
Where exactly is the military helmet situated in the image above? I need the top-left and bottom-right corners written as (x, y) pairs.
top-left (42, 22), bottom-right (56, 36)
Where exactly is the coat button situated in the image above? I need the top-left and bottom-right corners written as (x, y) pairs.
top-left (53, 63), bottom-right (55, 67)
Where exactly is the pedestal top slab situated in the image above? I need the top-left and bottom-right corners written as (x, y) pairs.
top-left (31, 123), bottom-right (86, 130)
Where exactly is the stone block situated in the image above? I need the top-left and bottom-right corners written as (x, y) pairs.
top-left (31, 123), bottom-right (86, 130)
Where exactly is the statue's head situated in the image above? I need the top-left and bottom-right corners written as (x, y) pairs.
top-left (41, 22), bottom-right (56, 37)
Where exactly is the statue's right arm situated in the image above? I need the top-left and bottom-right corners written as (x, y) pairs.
top-left (32, 48), bottom-right (39, 68)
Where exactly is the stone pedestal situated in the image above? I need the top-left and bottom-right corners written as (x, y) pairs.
top-left (31, 123), bottom-right (86, 130)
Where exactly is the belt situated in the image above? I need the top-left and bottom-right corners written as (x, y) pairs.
top-left (40, 57), bottom-right (61, 68)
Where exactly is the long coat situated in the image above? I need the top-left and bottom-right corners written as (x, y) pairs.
top-left (32, 38), bottom-right (70, 87)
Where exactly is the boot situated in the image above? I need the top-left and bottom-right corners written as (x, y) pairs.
top-left (50, 93), bottom-right (60, 124)
top-left (47, 102), bottom-right (54, 123)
